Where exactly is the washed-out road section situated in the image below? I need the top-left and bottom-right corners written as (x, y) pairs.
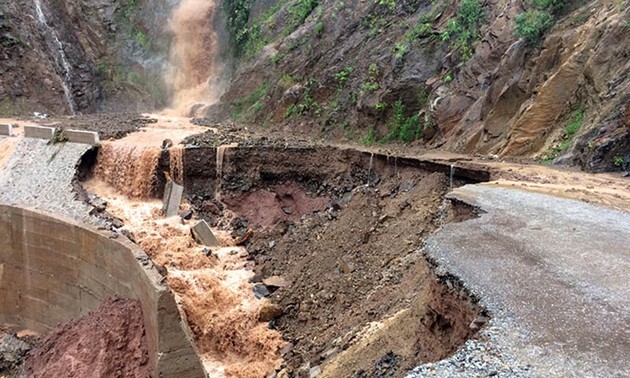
top-left (417, 185), bottom-right (630, 377)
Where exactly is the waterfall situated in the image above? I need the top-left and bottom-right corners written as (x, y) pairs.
top-left (93, 142), bottom-right (162, 199)
top-left (166, 0), bottom-right (223, 116)
top-left (34, 0), bottom-right (76, 115)
top-left (215, 143), bottom-right (237, 195)
top-left (449, 164), bottom-right (455, 190)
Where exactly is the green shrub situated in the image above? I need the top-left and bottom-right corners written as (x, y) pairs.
top-left (362, 128), bottom-right (377, 146)
top-left (440, 0), bottom-right (484, 60)
top-left (289, 0), bottom-right (320, 28)
top-left (382, 100), bottom-right (424, 143)
top-left (515, 10), bottom-right (554, 45)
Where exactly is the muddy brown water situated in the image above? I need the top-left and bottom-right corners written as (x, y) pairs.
top-left (75, 143), bottom-right (486, 377)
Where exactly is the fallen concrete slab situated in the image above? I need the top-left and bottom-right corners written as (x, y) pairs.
top-left (162, 181), bottom-right (184, 217)
top-left (24, 125), bottom-right (55, 140)
top-left (0, 124), bottom-right (13, 136)
top-left (191, 220), bottom-right (220, 247)
top-left (421, 185), bottom-right (630, 377)
top-left (65, 129), bottom-right (100, 145)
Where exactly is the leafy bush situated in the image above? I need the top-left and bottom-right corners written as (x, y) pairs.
top-left (440, 0), bottom-right (484, 60)
top-left (515, 10), bottom-right (554, 45)
top-left (382, 100), bottom-right (424, 143)
top-left (289, 0), bottom-right (320, 27)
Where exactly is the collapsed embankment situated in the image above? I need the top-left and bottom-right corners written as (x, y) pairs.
top-left (87, 139), bottom-right (490, 377)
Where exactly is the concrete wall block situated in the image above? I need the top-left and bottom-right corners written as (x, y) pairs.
top-left (0, 124), bottom-right (13, 136)
top-left (0, 205), bottom-right (205, 378)
top-left (65, 129), bottom-right (100, 145)
top-left (24, 125), bottom-right (55, 140)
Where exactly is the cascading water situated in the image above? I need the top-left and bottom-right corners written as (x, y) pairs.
top-left (33, 0), bottom-right (76, 115)
top-left (215, 143), bottom-right (238, 196)
top-left (93, 143), bottom-right (162, 199)
top-left (166, 0), bottom-right (225, 116)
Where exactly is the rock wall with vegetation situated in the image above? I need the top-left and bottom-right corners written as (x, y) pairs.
top-left (220, 0), bottom-right (629, 172)
top-left (0, 0), bottom-right (173, 115)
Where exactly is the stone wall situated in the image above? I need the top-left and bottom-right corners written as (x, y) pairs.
top-left (0, 205), bottom-right (206, 377)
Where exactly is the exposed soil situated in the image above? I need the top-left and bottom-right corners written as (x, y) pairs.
top-left (25, 298), bottom-right (152, 378)
top-left (241, 169), bottom-right (482, 376)
top-left (221, 182), bottom-right (330, 228)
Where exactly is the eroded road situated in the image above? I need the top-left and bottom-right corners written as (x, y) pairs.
top-left (422, 185), bottom-right (630, 377)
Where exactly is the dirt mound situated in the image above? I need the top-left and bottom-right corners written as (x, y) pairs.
top-left (25, 298), bottom-right (152, 378)
top-left (222, 181), bottom-right (330, 228)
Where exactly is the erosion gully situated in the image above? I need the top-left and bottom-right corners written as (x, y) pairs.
top-left (78, 132), bottom-right (490, 378)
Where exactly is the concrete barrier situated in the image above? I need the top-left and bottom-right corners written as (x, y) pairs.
top-left (0, 124), bottom-right (13, 136)
top-left (0, 205), bottom-right (205, 378)
top-left (66, 129), bottom-right (100, 145)
top-left (24, 125), bottom-right (55, 140)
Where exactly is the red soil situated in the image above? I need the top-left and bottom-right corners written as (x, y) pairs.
top-left (25, 298), bottom-right (153, 378)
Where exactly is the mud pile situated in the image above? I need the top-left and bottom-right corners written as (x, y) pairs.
top-left (25, 298), bottom-right (152, 378)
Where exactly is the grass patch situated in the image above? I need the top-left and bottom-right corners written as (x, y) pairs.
top-left (231, 82), bottom-right (269, 121)
top-left (541, 107), bottom-right (584, 162)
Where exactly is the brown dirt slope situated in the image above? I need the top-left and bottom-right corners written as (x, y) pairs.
top-left (25, 298), bottom-right (152, 378)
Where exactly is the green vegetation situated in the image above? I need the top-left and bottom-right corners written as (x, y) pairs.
top-left (362, 128), bottom-right (377, 146)
top-left (614, 154), bottom-right (624, 167)
top-left (134, 30), bottom-right (149, 49)
top-left (382, 100), bottom-right (423, 143)
top-left (225, 0), bottom-right (253, 55)
top-left (285, 78), bottom-right (322, 118)
top-left (288, 0), bottom-right (321, 28)
top-left (393, 42), bottom-right (409, 59)
top-left (375, 102), bottom-right (387, 111)
top-left (362, 82), bottom-right (380, 91)
top-left (515, 11), bottom-right (554, 45)
top-left (378, 0), bottom-right (396, 11)
top-left (335, 67), bottom-right (354, 86)
top-left (515, 0), bottom-right (568, 45)
top-left (541, 107), bottom-right (584, 162)
top-left (440, 0), bottom-right (484, 60)
top-left (231, 82), bottom-right (269, 121)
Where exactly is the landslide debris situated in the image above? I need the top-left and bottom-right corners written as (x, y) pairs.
top-left (25, 298), bottom-right (153, 378)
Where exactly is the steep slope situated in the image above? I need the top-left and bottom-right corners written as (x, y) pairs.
top-left (220, 0), bottom-right (629, 172)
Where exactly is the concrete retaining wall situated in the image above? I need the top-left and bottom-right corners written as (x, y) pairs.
top-left (0, 205), bottom-right (205, 377)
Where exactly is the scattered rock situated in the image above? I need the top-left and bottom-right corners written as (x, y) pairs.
top-left (259, 302), bottom-right (284, 322)
top-left (111, 217), bottom-right (124, 228)
top-left (161, 139), bottom-right (173, 149)
top-left (263, 276), bottom-right (288, 288)
top-left (282, 207), bottom-right (293, 215)
top-left (180, 210), bottom-right (193, 220)
top-left (253, 284), bottom-right (272, 299)
top-left (0, 333), bottom-right (31, 372)
top-left (309, 365), bottom-right (321, 378)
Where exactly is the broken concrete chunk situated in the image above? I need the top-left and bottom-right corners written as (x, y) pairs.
top-left (162, 180), bottom-right (183, 217)
top-left (191, 220), bottom-right (220, 247)
top-left (0, 124), bottom-right (13, 136)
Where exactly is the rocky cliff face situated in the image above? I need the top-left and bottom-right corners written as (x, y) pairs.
top-left (0, 0), bottom-right (627, 172)
top-left (220, 0), bottom-right (629, 172)
top-left (0, 0), bottom-right (174, 116)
